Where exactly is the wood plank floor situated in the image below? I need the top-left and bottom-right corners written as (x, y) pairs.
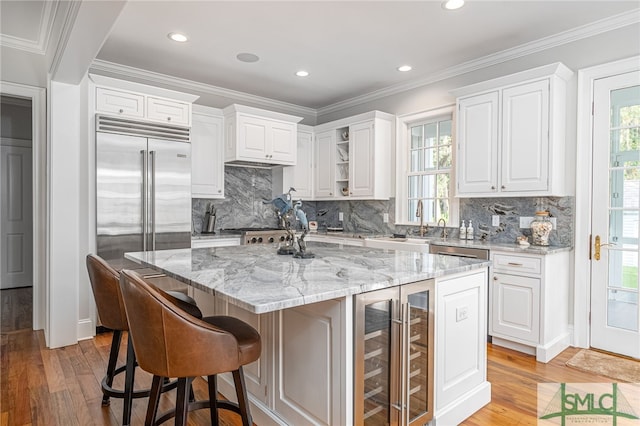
top-left (1, 328), bottom-right (628, 426)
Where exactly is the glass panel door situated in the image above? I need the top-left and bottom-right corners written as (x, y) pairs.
top-left (591, 71), bottom-right (640, 358)
top-left (402, 280), bottom-right (435, 426)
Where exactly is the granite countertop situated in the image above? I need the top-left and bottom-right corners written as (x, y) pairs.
top-left (125, 242), bottom-right (490, 314)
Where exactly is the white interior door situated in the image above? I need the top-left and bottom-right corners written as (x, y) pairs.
top-left (1, 143), bottom-right (33, 289)
top-left (590, 70), bottom-right (640, 358)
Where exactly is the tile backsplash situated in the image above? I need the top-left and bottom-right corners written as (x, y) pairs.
top-left (194, 167), bottom-right (574, 246)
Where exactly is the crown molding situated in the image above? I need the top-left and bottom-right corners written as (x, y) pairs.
top-left (49, 1), bottom-right (81, 77)
top-left (0, 0), bottom-right (57, 55)
top-left (89, 59), bottom-right (318, 120)
top-left (317, 8), bottom-right (640, 116)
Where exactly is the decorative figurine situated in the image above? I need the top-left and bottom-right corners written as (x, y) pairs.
top-left (264, 187), bottom-right (315, 258)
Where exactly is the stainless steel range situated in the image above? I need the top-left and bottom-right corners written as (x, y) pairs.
top-left (220, 228), bottom-right (290, 245)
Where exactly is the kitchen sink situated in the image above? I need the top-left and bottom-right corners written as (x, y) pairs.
top-left (365, 236), bottom-right (431, 252)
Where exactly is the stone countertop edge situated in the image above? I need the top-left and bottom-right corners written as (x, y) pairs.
top-left (191, 233), bottom-right (242, 241)
top-left (125, 245), bottom-right (491, 314)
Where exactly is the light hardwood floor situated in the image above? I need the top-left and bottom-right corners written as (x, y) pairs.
top-left (0, 287), bottom-right (626, 426)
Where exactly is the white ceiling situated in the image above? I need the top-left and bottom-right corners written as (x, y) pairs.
top-left (1, 1), bottom-right (639, 110)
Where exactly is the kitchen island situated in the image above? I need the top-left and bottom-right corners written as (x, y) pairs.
top-left (126, 242), bottom-right (491, 425)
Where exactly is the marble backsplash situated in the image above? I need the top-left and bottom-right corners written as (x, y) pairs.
top-left (193, 167), bottom-right (574, 246)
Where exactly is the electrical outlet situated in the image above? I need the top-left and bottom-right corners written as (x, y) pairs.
top-left (550, 217), bottom-right (557, 228)
top-left (492, 215), bottom-right (500, 226)
top-left (383, 213), bottom-right (389, 223)
top-left (520, 216), bottom-right (534, 228)
top-left (339, 212), bottom-right (344, 221)
top-left (456, 306), bottom-right (468, 322)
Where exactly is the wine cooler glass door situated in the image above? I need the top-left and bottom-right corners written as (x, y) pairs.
top-left (354, 288), bottom-right (400, 425)
top-left (402, 281), bottom-right (435, 426)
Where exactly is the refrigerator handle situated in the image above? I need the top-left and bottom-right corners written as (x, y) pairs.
top-left (150, 150), bottom-right (157, 250)
top-left (141, 150), bottom-right (148, 251)
top-left (400, 302), bottom-right (408, 426)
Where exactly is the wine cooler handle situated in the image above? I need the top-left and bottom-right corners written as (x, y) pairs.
top-left (404, 302), bottom-right (412, 426)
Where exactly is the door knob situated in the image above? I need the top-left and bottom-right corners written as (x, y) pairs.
top-left (594, 235), bottom-right (616, 261)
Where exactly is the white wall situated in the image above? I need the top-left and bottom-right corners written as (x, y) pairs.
top-left (48, 78), bottom-right (92, 348)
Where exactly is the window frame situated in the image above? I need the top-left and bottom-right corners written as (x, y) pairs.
top-left (395, 105), bottom-right (458, 227)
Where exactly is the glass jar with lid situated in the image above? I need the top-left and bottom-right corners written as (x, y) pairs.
top-left (530, 211), bottom-right (553, 246)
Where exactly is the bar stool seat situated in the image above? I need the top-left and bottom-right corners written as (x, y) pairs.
top-left (119, 269), bottom-right (261, 426)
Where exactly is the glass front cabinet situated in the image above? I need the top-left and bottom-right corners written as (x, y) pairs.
top-left (354, 280), bottom-right (435, 425)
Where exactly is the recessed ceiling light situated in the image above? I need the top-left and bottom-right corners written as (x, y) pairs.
top-left (167, 32), bottom-right (188, 42)
top-left (397, 65), bottom-right (412, 72)
top-left (442, 0), bottom-right (465, 10)
top-left (237, 52), bottom-right (260, 63)
top-left (295, 70), bottom-right (309, 77)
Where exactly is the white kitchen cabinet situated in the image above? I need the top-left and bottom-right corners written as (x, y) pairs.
top-left (191, 106), bottom-right (224, 198)
top-left (273, 299), bottom-right (347, 425)
top-left (95, 87), bottom-right (144, 118)
top-left (489, 250), bottom-right (571, 362)
top-left (280, 126), bottom-right (314, 198)
top-left (223, 104), bottom-right (302, 166)
top-left (452, 63), bottom-right (572, 197)
top-left (146, 96), bottom-right (191, 126)
top-left (95, 86), bottom-right (192, 126)
top-left (313, 111), bottom-right (393, 200)
top-left (314, 130), bottom-right (335, 198)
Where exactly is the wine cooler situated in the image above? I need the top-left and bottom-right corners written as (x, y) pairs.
top-left (354, 279), bottom-right (435, 425)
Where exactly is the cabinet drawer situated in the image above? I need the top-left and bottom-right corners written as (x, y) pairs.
top-left (147, 97), bottom-right (191, 125)
top-left (492, 253), bottom-right (541, 275)
top-left (96, 87), bottom-right (144, 117)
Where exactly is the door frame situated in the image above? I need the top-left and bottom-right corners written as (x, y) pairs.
top-left (0, 81), bottom-right (47, 339)
top-left (574, 56), bottom-right (640, 348)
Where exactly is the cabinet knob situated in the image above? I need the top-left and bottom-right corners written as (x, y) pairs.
top-left (493, 276), bottom-right (498, 280)
top-left (329, 192), bottom-right (333, 196)
top-left (167, 117), bottom-right (172, 121)
top-left (119, 109), bottom-right (124, 113)
top-left (491, 186), bottom-right (496, 190)
top-left (218, 189), bottom-right (221, 193)
top-left (501, 185), bottom-right (506, 189)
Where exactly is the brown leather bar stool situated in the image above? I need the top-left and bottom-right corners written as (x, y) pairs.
top-left (86, 254), bottom-right (195, 425)
top-left (119, 269), bottom-right (261, 426)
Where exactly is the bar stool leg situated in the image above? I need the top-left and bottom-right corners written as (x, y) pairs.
top-left (145, 375), bottom-right (163, 426)
top-left (102, 329), bottom-right (123, 406)
top-left (232, 367), bottom-right (253, 426)
top-left (207, 375), bottom-right (219, 426)
top-left (122, 334), bottom-right (137, 426)
top-left (175, 377), bottom-right (191, 426)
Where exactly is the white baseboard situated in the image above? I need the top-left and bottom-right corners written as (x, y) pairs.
top-left (536, 330), bottom-right (572, 363)
top-left (492, 336), bottom-right (536, 356)
top-left (216, 374), bottom-right (287, 426)
top-left (77, 318), bottom-right (95, 341)
top-left (433, 382), bottom-right (491, 426)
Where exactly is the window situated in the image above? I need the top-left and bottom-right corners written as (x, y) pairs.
top-left (396, 106), bottom-right (458, 226)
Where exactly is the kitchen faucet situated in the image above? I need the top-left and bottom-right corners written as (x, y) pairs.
top-left (416, 200), bottom-right (428, 237)
top-left (438, 218), bottom-right (448, 239)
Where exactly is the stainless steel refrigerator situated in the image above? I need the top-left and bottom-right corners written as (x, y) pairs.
top-left (96, 115), bottom-right (191, 270)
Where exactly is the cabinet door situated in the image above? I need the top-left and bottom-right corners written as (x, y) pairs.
top-left (270, 121), bottom-right (297, 164)
top-left (314, 131), bottom-right (335, 198)
top-left (491, 273), bottom-right (540, 344)
top-left (501, 79), bottom-right (550, 192)
top-left (96, 87), bottom-right (144, 118)
top-left (237, 115), bottom-right (269, 160)
top-left (456, 92), bottom-right (499, 195)
top-left (274, 299), bottom-right (346, 425)
top-left (191, 113), bottom-right (224, 198)
top-left (283, 130), bottom-right (313, 198)
top-left (146, 96), bottom-right (190, 125)
top-left (349, 121), bottom-right (374, 197)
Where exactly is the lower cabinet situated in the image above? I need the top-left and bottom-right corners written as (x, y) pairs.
top-left (489, 250), bottom-right (571, 362)
top-left (273, 299), bottom-right (347, 425)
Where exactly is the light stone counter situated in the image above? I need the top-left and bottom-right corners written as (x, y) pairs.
top-left (125, 242), bottom-right (490, 314)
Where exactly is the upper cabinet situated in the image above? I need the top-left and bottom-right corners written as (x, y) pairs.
top-left (95, 87), bottom-right (192, 126)
top-left (452, 63), bottom-right (573, 197)
top-left (223, 104), bottom-right (302, 167)
top-left (313, 111), bottom-right (393, 200)
top-left (191, 106), bottom-right (225, 199)
top-left (281, 126), bottom-right (314, 199)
